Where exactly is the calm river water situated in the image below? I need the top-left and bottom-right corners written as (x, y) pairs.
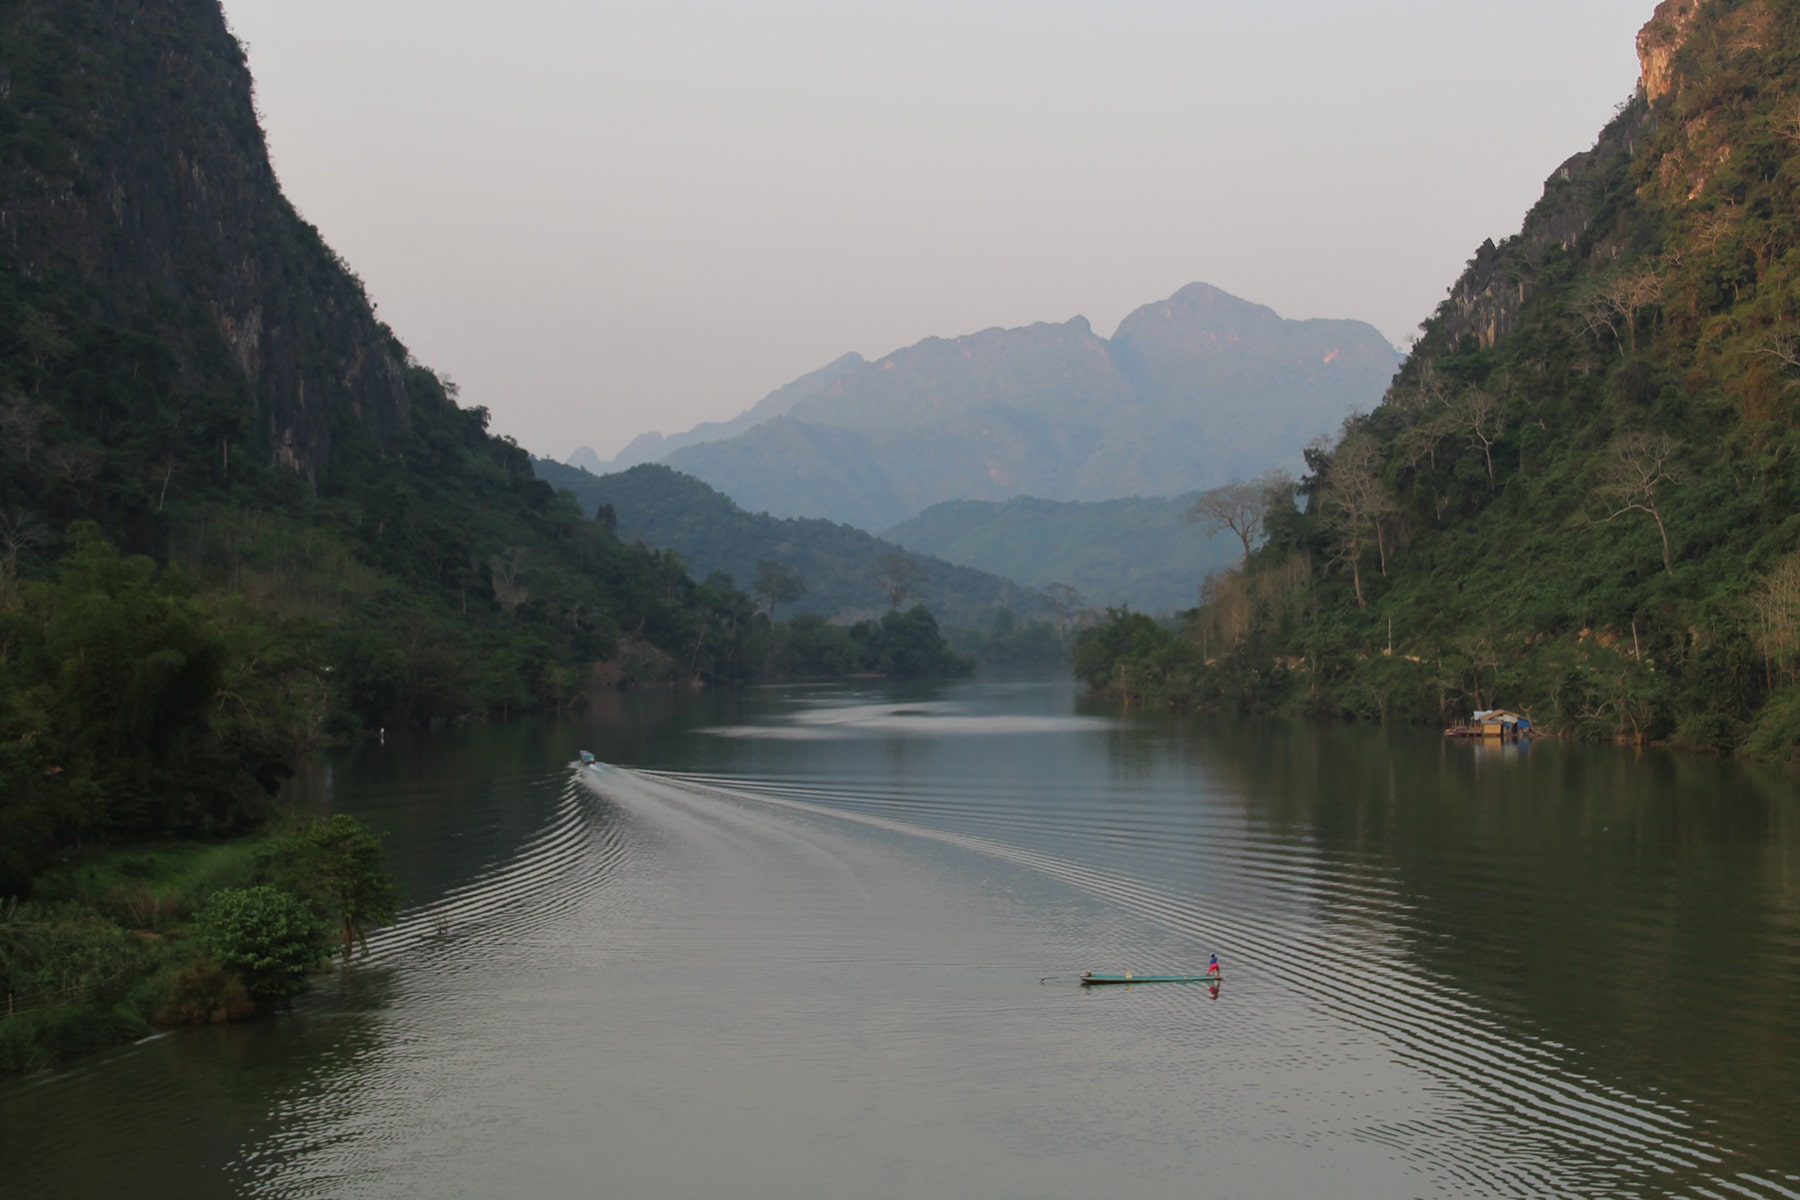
top-left (5, 676), bottom-right (1799, 1198)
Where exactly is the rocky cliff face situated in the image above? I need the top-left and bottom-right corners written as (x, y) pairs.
top-left (1434, 0), bottom-right (1782, 359)
top-left (0, 0), bottom-right (409, 485)
top-left (1437, 105), bottom-right (1649, 354)
top-left (1637, 0), bottom-right (1710, 103)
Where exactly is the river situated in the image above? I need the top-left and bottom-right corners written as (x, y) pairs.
top-left (4, 676), bottom-right (1798, 1198)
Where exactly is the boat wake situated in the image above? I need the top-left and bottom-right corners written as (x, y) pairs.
top-left (578, 762), bottom-right (1793, 1200)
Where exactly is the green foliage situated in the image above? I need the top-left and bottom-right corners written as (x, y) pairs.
top-left (259, 815), bottom-right (397, 958)
top-left (759, 607), bottom-right (972, 680)
top-left (533, 461), bottom-right (1042, 627)
top-left (853, 607), bottom-right (971, 678)
top-left (0, 904), bottom-right (139, 1014)
top-left (1740, 686), bottom-right (1800, 767)
top-left (196, 885), bottom-right (325, 1008)
top-left (947, 608), bottom-right (1068, 669)
top-left (0, 529), bottom-right (299, 891)
top-left (1073, 15), bottom-right (1800, 758)
top-left (764, 614), bottom-right (860, 678)
top-left (1072, 609), bottom-right (1202, 702)
top-left (0, 1004), bottom-right (150, 1073)
top-left (752, 558), bottom-right (806, 619)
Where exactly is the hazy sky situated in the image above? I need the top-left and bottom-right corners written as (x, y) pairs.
top-left (218, 0), bottom-right (1652, 462)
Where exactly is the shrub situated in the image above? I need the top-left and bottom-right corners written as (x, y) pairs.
top-left (196, 886), bottom-right (325, 1007)
top-left (154, 954), bottom-right (254, 1025)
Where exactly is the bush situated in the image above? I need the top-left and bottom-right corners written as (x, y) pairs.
top-left (196, 886), bottom-right (325, 1007)
top-left (1740, 685), bottom-right (1800, 766)
top-left (154, 954), bottom-right (254, 1025)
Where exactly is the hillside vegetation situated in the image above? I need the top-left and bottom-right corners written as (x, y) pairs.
top-left (0, 0), bottom-right (977, 1062)
top-left (534, 460), bottom-right (1052, 627)
top-left (0, 0), bottom-right (967, 905)
top-left (1076, 0), bottom-right (1800, 762)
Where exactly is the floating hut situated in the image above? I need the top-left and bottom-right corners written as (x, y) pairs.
top-left (1446, 709), bottom-right (1532, 739)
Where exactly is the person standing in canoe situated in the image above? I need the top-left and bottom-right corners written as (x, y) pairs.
top-left (1207, 954), bottom-right (1221, 977)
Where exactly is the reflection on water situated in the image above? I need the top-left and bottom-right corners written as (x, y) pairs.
top-left (3, 677), bottom-right (1797, 1198)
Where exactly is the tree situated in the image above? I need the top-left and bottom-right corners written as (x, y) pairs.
top-left (0, 508), bottom-right (48, 579)
top-left (1319, 433), bottom-right (1396, 608)
top-left (0, 394), bottom-right (53, 468)
top-left (752, 559), bottom-right (806, 620)
top-left (198, 886), bottom-right (326, 1007)
top-left (1596, 432), bottom-right (1683, 577)
top-left (874, 551), bottom-right (926, 610)
top-left (1187, 469), bottom-right (1294, 560)
top-left (1752, 549), bottom-right (1800, 686)
top-left (261, 815), bottom-right (398, 959)
top-left (1447, 389), bottom-right (1504, 491)
top-left (1580, 268), bottom-right (1663, 356)
top-left (489, 547), bottom-right (528, 614)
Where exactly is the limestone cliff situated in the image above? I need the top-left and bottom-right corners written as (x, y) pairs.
top-left (0, 0), bottom-right (410, 485)
top-left (1637, 0), bottom-right (1710, 103)
top-left (1432, 0), bottom-right (1789, 357)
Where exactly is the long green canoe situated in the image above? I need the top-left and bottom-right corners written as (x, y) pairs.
top-left (1080, 972), bottom-right (1221, 985)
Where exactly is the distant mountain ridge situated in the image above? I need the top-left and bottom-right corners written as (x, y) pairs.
top-left (533, 461), bottom-right (1045, 626)
top-left (576, 352), bottom-right (870, 473)
top-left (884, 494), bottom-right (1243, 615)
top-left (571, 284), bottom-right (1400, 531)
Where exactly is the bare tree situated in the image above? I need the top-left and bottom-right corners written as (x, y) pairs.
top-left (1694, 205), bottom-right (1740, 253)
top-left (1780, 97), bottom-right (1800, 145)
top-left (874, 551), bottom-right (926, 610)
top-left (1596, 433), bottom-right (1683, 577)
top-left (489, 547), bottom-right (529, 614)
top-left (1752, 324), bottom-right (1800, 376)
top-left (1448, 389), bottom-right (1505, 491)
top-left (1186, 468), bottom-right (1294, 561)
top-left (1319, 433), bottom-right (1396, 607)
top-left (1579, 268), bottom-right (1663, 356)
top-left (1396, 406), bottom-right (1458, 473)
top-left (47, 445), bottom-right (102, 506)
top-left (1753, 549), bottom-right (1800, 686)
top-left (0, 508), bottom-right (48, 578)
top-left (0, 394), bottom-right (52, 467)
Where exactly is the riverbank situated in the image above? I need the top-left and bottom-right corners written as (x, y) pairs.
top-left (0, 818), bottom-right (394, 1073)
top-left (1070, 608), bottom-right (1800, 764)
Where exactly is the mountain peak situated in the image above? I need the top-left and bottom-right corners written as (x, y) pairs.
top-left (649, 282), bottom-right (1400, 529)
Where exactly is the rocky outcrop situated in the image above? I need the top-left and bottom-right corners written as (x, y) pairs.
top-left (1637, 0), bottom-right (1709, 103)
top-left (1437, 104), bottom-right (1649, 353)
top-left (0, 0), bottom-right (410, 486)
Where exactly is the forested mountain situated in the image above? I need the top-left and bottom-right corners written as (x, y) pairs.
top-left (0, 0), bottom-right (869, 896)
top-left (1076, 0), bottom-right (1800, 761)
top-left (534, 460), bottom-right (1046, 626)
top-left (884, 494), bottom-right (1241, 614)
top-left (577, 285), bottom-right (1400, 531)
